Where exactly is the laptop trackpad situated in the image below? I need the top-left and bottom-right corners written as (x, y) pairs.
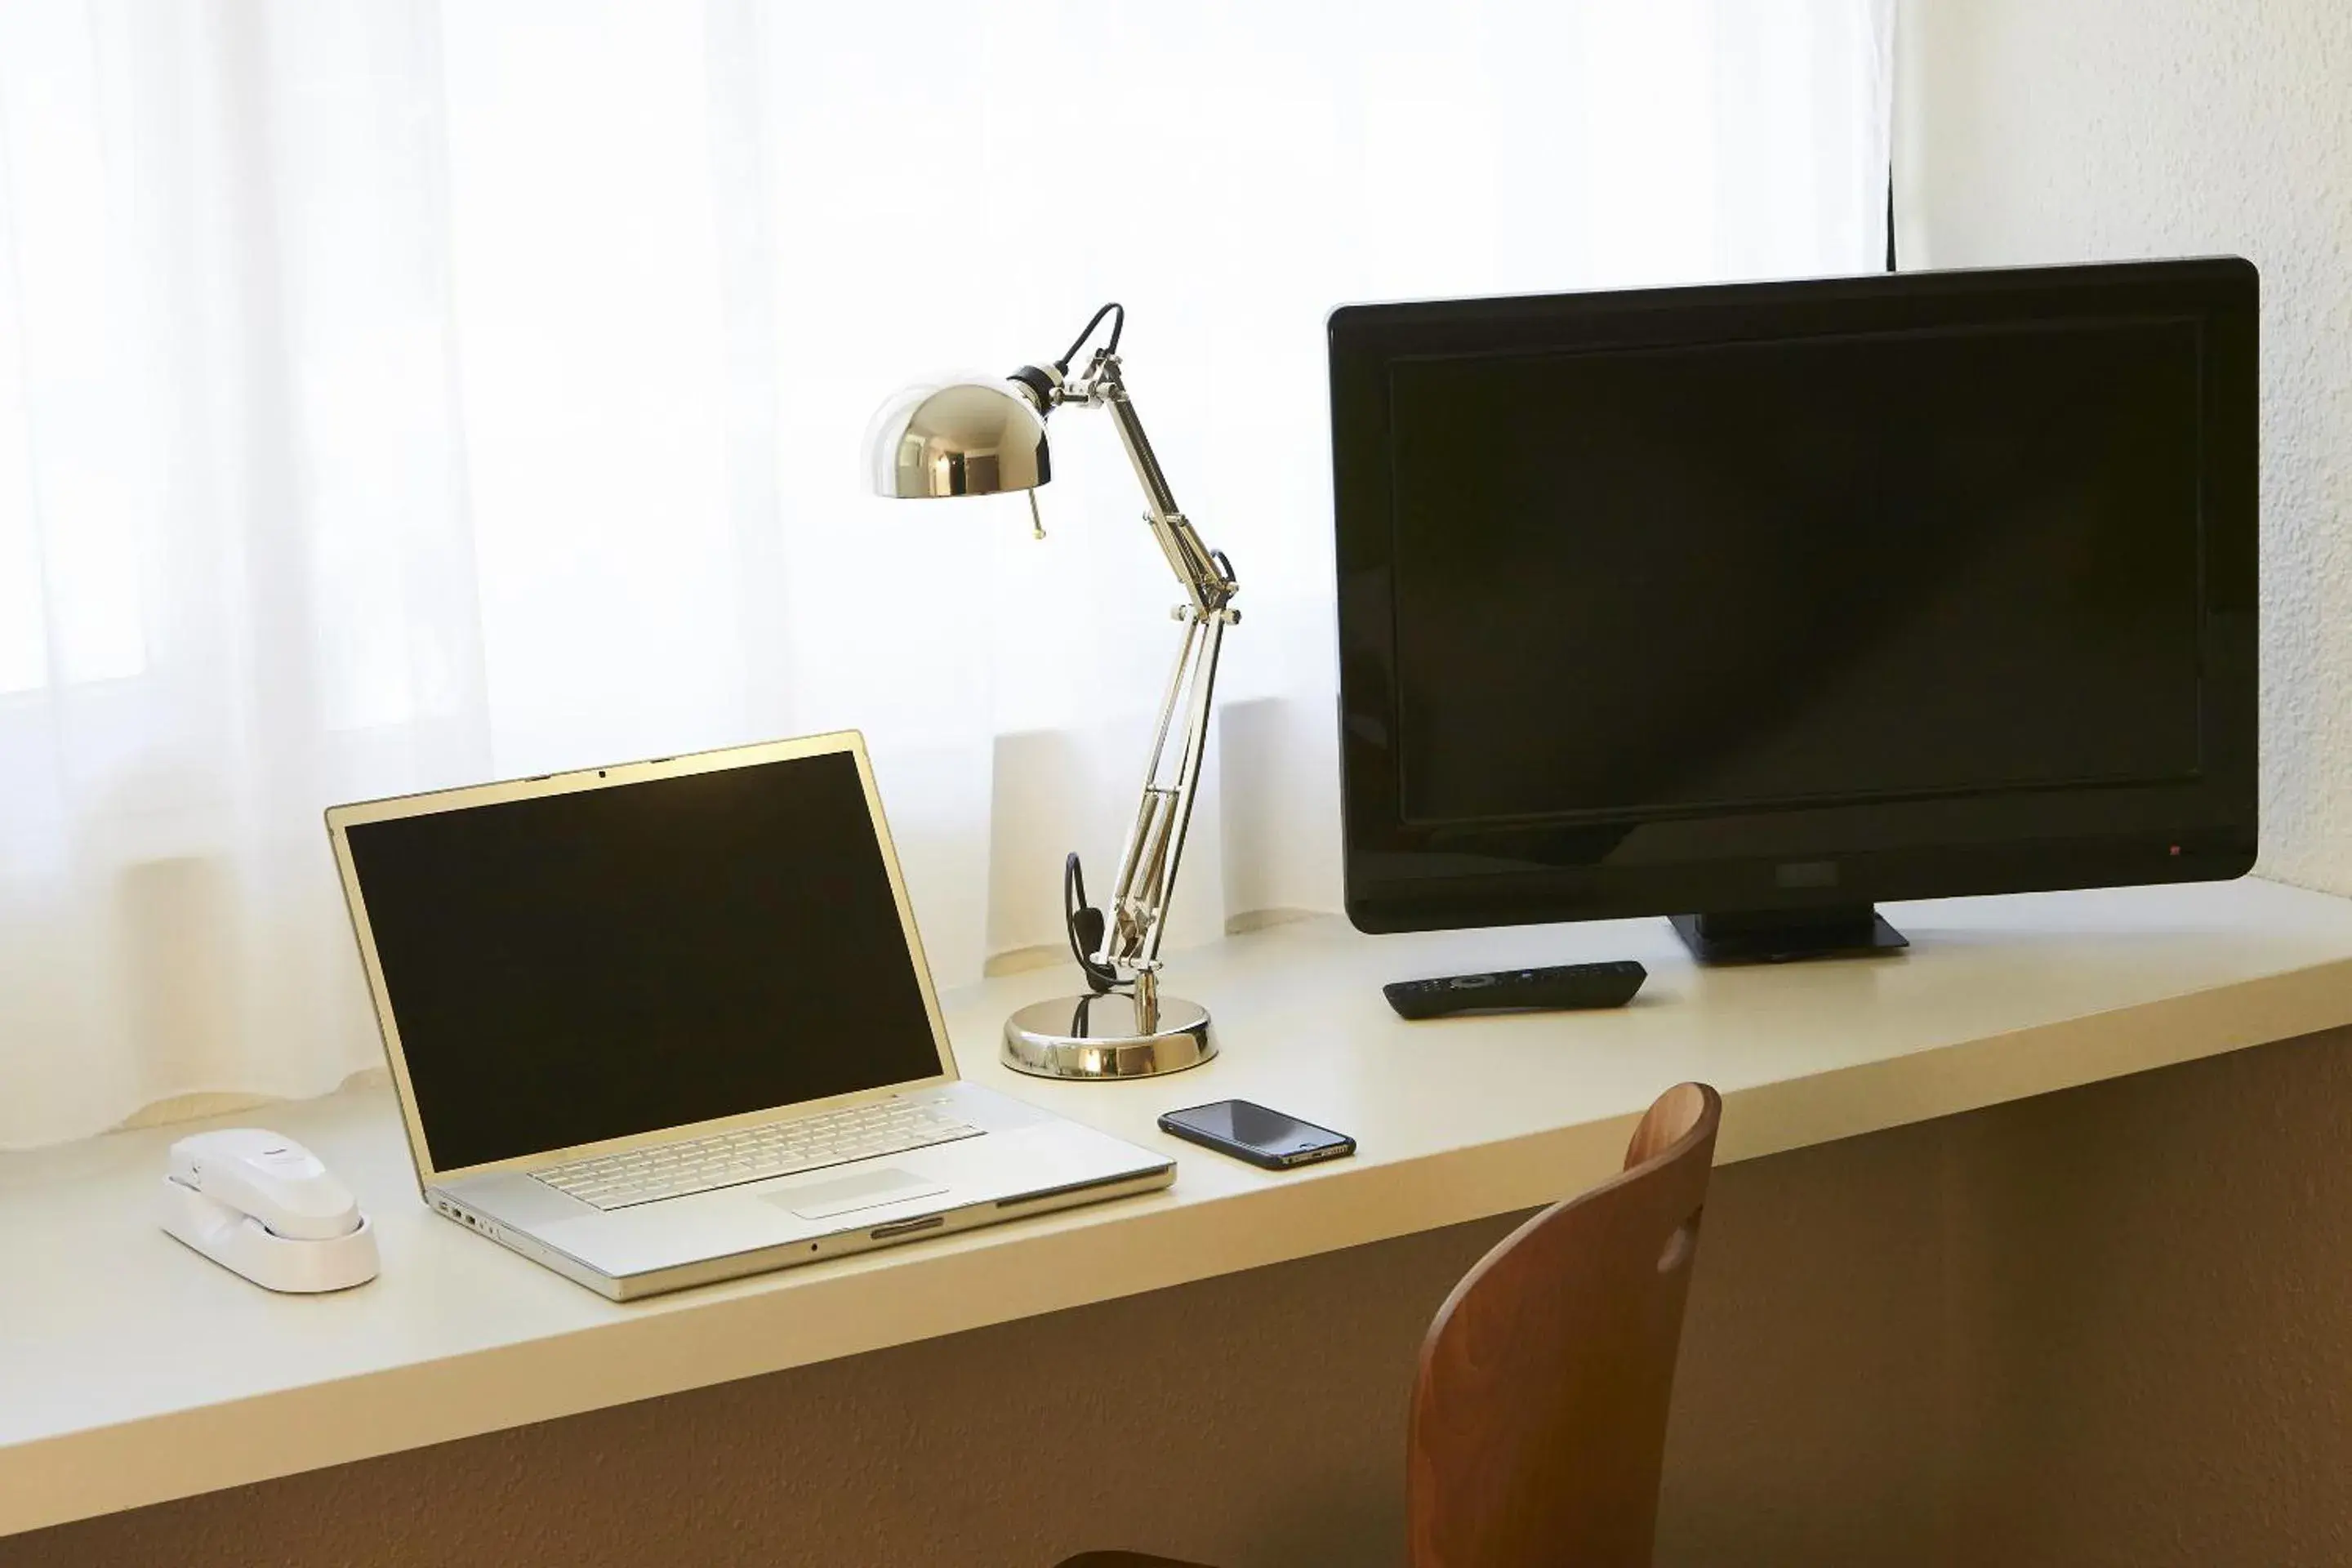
top-left (770, 1168), bottom-right (949, 1221)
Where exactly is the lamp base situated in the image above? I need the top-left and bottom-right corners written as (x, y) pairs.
top-left (1001, 992), bottom-right (1217, 1080)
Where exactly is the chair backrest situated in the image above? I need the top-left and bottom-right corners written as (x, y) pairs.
top-left (1405, 1082), bottom-right (1722, 1568)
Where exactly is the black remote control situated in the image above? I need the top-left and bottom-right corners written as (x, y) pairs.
top-left (1383, 960), bottom-right (1646, 1020)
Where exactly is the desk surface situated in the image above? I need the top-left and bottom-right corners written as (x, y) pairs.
top-left (7, 877), bottom-right (2352, 1537)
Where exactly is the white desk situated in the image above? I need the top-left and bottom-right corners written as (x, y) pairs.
top-left (7, 877), bottom-right (2352, 1539)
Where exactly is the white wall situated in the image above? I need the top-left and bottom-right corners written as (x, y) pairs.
top-left (1896, 0), bottom-right (2352, 893)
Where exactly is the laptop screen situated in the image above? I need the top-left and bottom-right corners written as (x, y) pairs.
top-left (340, 747), bottom-right (948, 1173)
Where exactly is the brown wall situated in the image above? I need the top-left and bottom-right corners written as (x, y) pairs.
top-left (12, 1027), bottom-right (2352, 1567)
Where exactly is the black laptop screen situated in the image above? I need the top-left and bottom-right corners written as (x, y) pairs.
top-left (341, 750), bottom-right (947, 1172)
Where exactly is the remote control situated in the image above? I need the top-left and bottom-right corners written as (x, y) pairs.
top-left (1383, 960), bottom-right (1647, 1021)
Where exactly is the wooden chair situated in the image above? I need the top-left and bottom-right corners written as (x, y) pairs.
top-left (1055, 1080), bottom-right (1721, 1568)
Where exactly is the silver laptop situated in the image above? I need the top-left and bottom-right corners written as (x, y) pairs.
top-left (325, 731), bottom-right (1174, 1301)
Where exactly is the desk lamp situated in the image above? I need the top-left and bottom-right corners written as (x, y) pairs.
top-left (866, 305), bottom-right (1239, 1080)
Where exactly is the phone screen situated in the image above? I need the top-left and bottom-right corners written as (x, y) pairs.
top-left (1161, 1100), bottom-right (1352, 1164)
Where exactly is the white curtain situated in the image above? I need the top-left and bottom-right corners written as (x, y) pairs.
top-left (0, 0), bottom-right (1893, 1149)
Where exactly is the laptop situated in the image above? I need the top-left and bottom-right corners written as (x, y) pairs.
top-left (325, 731), bottom-right (1175, 1301)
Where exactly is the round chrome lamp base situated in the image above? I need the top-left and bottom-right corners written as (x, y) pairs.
top-left (1001, 993), bottom-right (1217, 1080)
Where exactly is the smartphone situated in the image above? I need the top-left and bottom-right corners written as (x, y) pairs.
top-left (1157, 1099), bottom-right (1356, 1171)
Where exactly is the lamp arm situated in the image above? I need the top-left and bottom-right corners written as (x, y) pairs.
top-left (1054, 352), bottom-right (1240, 1008)
top-left (1094, 364), bottom-right (1233, 616)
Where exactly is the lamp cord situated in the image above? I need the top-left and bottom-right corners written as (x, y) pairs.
top-left (1064, 853), bottom-right (1118, 993)
top-left (1054, 302), bottom-right (1125, 373)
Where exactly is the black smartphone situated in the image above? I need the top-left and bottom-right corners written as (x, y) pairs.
top-left (1157, 1099), bottom-right (1356, 1171)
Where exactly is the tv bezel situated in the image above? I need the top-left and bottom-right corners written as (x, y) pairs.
top-left (1328, 257), bottom-right (2260, 938)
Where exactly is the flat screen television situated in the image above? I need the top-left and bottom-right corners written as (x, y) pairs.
top-left (1328, 258), bottom-right (2258, 961)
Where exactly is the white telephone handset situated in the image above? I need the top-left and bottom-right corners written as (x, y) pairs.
top-left (160, 1128), bottom-right (380, 1292)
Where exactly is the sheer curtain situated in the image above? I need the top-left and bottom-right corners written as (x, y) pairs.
top-left (0, 0), bottom-right (1893, 1148)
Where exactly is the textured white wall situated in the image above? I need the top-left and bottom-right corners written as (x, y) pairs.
top-left (1896, 0), bottom-right (2352, 893)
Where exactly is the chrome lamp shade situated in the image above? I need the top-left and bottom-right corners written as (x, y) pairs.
top-left (866, 380), bottom-right (1051, 500)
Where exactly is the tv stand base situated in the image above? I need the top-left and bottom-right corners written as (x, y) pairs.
top-left (1669, 905), bottom-right (1910, 964)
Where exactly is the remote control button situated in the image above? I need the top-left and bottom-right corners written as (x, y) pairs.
top-left (1450, 974), bottom-right (1495, 989)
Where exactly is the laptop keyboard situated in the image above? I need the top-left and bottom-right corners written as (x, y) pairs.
top-left (534, 1099), bottom-right (982, 1211)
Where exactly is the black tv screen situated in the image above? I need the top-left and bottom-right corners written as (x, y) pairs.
top-left (1330, 260), bottom-right (2257, 951)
